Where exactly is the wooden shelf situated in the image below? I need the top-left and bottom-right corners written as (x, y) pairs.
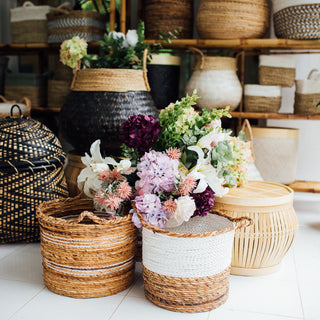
top-left (230, 112), bottom-right (320, 120)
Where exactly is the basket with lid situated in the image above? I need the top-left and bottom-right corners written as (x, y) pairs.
top-left (133, 204), bottom-right (252, 312)
top-left (36, 197), bottom-right (138, 298)
top-left (0, 105), bottom-right (69, 243)
top-left (214, 181), bottom-right (298, 276)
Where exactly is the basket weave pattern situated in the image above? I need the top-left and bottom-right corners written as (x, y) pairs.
top-left (294, 92), bottom-right (320, 114)
top-left (259, 66), bottom-right (295, 87)
top-left (37, 198), bottom-right (138, 298)
top-left (274, 4), bottom-right (320, 39)
top-left (244, 95), bottom-right (281, 113)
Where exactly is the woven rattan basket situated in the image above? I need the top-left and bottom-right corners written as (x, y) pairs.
top-left (0, 95), bottom-right (31, 117)
top-left (273, 0), bottom-right (320, 39)
top-left (133, 204), bottom-right (252, 312)
top-left (0, 105), bottom-right (68, 243)
top-left (215, 181), bottom-right (298, 276)
top-left (294, 79), bottom-right (320, 114)
top-left (196, 0), bottom-right (269, 39)
top-left (259, 55), bottom-right (296, 87)
top-left (37, 197), bottom-right (138, 298)
top-left (47, 5), bottom-right (107, 43)
top-left (47, 79), bottom-right (71, 109)
top-left (244, 85), bottom-right (281, 113)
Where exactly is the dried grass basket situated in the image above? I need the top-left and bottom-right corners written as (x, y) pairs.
top-left (294, 79), bottom-right (320, 114)
top-left (37, 197), bottom-right (138, 298)
top-left (47, 79), bottom-right (71, 109)
top-left (133, 204), bottom-right (252, 312)
top-left (196, 0), bottom-right (269, 39)
top-left (47, 5), bottom-right (107, 43)
top-left (0, 105), bottom-right (68, 243)
top-left (214, 181), bottom-right (298, 276)
top-left (273, 0), bottom-right (320, 39)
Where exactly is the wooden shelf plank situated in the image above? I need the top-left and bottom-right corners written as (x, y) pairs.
top-left (31, 107), bottom-right (60, 113)
top-left (230, 112), bottom-right (320, 120)
top-left (288, 180), bottom-right (320, 193)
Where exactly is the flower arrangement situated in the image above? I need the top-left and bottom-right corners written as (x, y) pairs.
top-left (78, 91), bottom-right (251, 228)
top-left (60, 21), bottom-right (152, 70)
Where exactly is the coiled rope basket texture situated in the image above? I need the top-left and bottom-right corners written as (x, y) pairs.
top-left (133, 204), bottom-right (252, 313)
top-left (37, 197), bottom-right (138, 298)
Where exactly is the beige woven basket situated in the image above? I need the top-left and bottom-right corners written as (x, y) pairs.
top-left (133, 204), bottom-right (252, 313)
top-left (0, 95), bottom-right (31, 117)
top-left (37, 197), bottom-right (138, 298)
top-left (196, 0), bottom-right (269, 39)
top-left (47, 79), bottom-right (71, 109)
top-left (214, 181), bottom-right (298, 276)
top-left (294, 78), bottom-right (320, 114)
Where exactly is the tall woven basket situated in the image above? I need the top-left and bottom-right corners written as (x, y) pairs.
top-left (59, 49), bottom-right (158, 155)
top-left (37, 197), bottom-right (138, 298)
top-left (196, 0), bottom-right (269, 39)
top-left (215, 181), bottom-right (298, 276)
top-left (0, 105), bottom-right (68, 243)
top-left (133, 204), bottom-right (252, 313)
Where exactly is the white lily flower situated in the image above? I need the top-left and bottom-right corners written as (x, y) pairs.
top-left (117, 159), bottom-right (132, 173)
top-left (126, 30), bottom-right (138, 48)
top-left (188, 145), bottom-right (229, 197)
top-left (197, 127), bottom-right (231, 150)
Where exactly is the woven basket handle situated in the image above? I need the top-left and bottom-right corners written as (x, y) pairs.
top-left (188, 47), bottom-right (204, 70)
top-left (67, 210), bottom-right (112, 225)
top-left (231, 215), bottom-right (253, 230)
top-left (241, 118), bottom-right (255, 161)
top-left (49, 5), bottom-right (73, 16)
top-left (0, 95), bottom-right (14, 103)
top-left (19, 97), bottom-right (31, 114)
top-left (10, 104), bottom-right (22, 117)
top-left (143, 48), bottom-right (151, 91)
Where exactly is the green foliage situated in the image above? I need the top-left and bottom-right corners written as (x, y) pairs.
top-left (158, 27), bottom-right (182, 43)
top-left (120, 144), bottom-right (141, 167)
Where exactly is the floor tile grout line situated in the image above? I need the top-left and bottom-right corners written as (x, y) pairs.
top-left (7, 285), bottom-right (46, 320)
top-left (293, 249), bottom-right (306, 320)
top-left (107, 294), bottom-right (129, 320)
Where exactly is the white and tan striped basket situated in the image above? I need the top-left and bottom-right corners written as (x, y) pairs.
top-left (133, 204), bottom-right (252, 312)
top-left (259, 55), bottom-right (296, 87)
top-left (215, 180), bottom-right (299, 276)
top-left (244, 84), bottom-right (282, 113)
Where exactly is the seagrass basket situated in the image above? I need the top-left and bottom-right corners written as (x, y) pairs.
top-left (215, 181), bottom-right (298, 276)
top-left (47, 5), bottom-right (107, 43)
top-left (259, 55), bottom-right (296, 87)
top-left (196, 0), bottom-right (269, 39)
top-left (273, 1), bottom-right (320, 39)
top-left (47, 79), bottom-right (71, 109)
top-left (244, 85), bottom-right (281, 113)
top-left (0, 105), bottom-right (68, 243)
top-left (133, 204), bottom-right (252, 313)
top-left (37, 197), bottom-right (138, 298)
top-left (294, 79), bottom-right (320, 114)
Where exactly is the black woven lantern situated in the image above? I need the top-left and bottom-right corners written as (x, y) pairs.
top-left (0, 105), bottom-right (69, 243)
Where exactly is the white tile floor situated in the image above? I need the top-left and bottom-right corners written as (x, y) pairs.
top-left (1, 192), bottom-right (320, 320)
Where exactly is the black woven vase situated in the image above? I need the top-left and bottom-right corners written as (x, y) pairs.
top-left (59, 90), bottom-right (158, 155)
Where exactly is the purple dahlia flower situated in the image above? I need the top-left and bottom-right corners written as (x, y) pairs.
top-left (120, 114), bottom-right (161, 153)
top-left (191, 186), bottom-right (215, 217)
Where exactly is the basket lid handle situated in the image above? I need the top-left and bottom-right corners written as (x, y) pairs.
top-left (10, 104), bottom-right (22, 117)
top-left (188, 47), bottom-right (204, 70)
top-left (23, 1), bottom-right (35, 7)
top-left (67, 210), bottom-right (114, 225)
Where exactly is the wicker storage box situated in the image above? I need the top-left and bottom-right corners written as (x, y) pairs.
top-left (47, 79), bottom-right (71, 109)
top-left (47, 6), bottom-right (107, 43)
top-left (214, 181), bottom-right (298, 276)
top-left (294, 79), bottom-right (320, 114)
top-left (10, 1), bottom-right (51, 43)
top-left (250, 126), bottom-right (299, 184)
top-left (244, 84), bottom-right (281, 113)
top-left (196, 0), bottom-right (269, 39)
top-left (259, 55), bottom-right (296, 87)
top-left (5, 72), bottom-right (50, 108)
top-left (0, 105), bottom-right (68, 243)
top-left (133, 205), bottom-right (252, 312)
top-left (37, 197), bottom-right (138, 298)
top-left (0, 95), bottom-right (31, 117)
top-left (273, 0), bottom-right (320, 39)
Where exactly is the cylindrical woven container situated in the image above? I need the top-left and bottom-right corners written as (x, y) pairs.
top-left (47, 5), bottom-right (107, 43)
top-left (47, 79), bottom-right (71, 109)
top-left (37, 197), bottom-right (138, 298)
top-left (185, 49), bottom-right (242, 110)
top-left (148, 54), bottom-right (181, 108)
top-left (0, 105), bottom-right (68, 243)
top-left (214, 181), bottom-right (298, 276)
top-left (294, 79), bottom-right (320, 114)
top-left (0, 95), bottom-right (31, 117)
top-left (250, 127), bottom-right (299, 184)
top-left (273, 0), bottom-right (320, 39)
top-left (244, 85), bottom-right (281, 113)
top-left (59, 50), bottom-right (158, 155)
top-left (64, 151), bottom-right (86, 197)
top-left (133, 204), bottom-right (252, 313)
top-left (259, 55), bottom-right (296, 87)
top-left (196, 0), bottom-right (269, 39)
top-left (143, 0), bottom-right (193, 39)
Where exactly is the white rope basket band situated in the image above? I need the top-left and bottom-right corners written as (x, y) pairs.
top-left (142, 214), bottom-right (235, 278)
